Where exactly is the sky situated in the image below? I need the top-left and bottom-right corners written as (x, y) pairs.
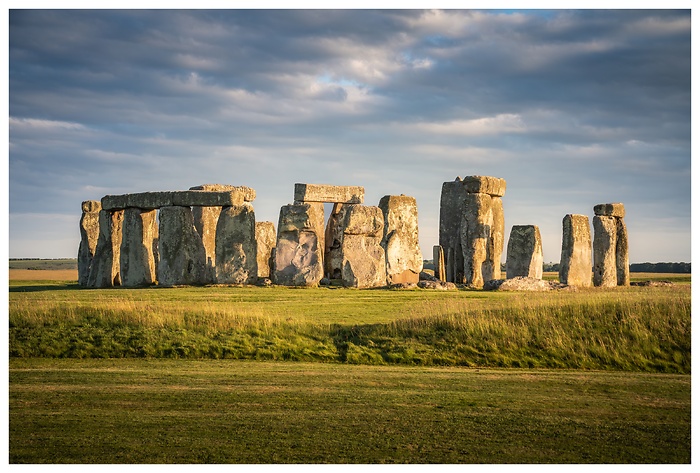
top-left (5, 6), bottom-right (693, 263)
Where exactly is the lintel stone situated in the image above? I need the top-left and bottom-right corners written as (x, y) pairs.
top-left (594, 203), bottom-right (625, 218)
top-left (294, 183), bottom-right (364, 204)
top-left (462, 176), bottom-right (506, 197)
top-left (101, 190), bottom-right (245, 210)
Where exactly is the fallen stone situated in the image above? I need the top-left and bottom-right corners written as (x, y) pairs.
top-left (419, 270), bottom-right (438, 281)
top-left (594, 203), bottom-right (625, 218)
top-left (294, 183), bottom-right (364, 204)
top-left (593, 215), bottom-right (617, 287)
top-left (255, 221), bottom-right (276, 279)
top-left (559, 214), bottom-right (592, 287)
top-left (87, 209), bottom-right (124, 287)
top-left (462, 175), bottom-right (507, 197)
top-left (273, 202), bottom-right (325, 286)
top-left (417, 280), bottom-right (457, 290)
top-left (120, 208), bottom-right (158, 287)
top-left (486, 276), bottom-right (552, 292)
top-left (506, 225), bottom-right (543, 279)
top-left (631, 280), bottom-right (674, 287)
top-left (78, 201), bottom-right (101, 286)
top-left (338, 205), bottom-right (386, 288)
top-left (157, 206), bottom-right (208, 286)
top-left (215, 203), bottom-right (258, 285)
top-left (379, 195), bottom-right (422, 285)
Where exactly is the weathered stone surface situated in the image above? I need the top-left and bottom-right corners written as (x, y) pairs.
top-left (324, 203), bottom-right (345, 279)
top-left (81, 200), bottom-right (102, 213)
top-left (419, 270), bottom-right (438, 281)
top-left (215, 203), bottom-right (257, 284)
top-left (506, 225), bottom-right (543, 279)
top-left (294, 183), bottom-right (364, 204)
top-left (593, 215), bottom-right (617, 287)
top-left (78, 202), bottom-right (101, 286)
top-left (157, 206), bottom-right (207, 286)
top-left (594, 203), bottom-right (625, 218)
top-left (460, 192), bottom-right (493, 288)
top-left (379, 195), bottom-right (422, 285)
top-left (273, 202), bottom-right (325, 286)
top-left (417, 280), bottom-right (457, 290)
top-left (462, 176), bottom-right (507, 197)
top-left (255, 221), bottom-right (276, 279)
top-left (433, 245), bottom-right (446, 281)
top-left (120, 208), bottom-right (158, 287)
top-left (102, 190), bottom-right (245, 210)
top-left (87, 209), bottom-right (124, 287)
top-left (559, 214), bottom-right (592, 287)
top-left (190, 184), bottom-right (256, 202)
top-left (338, 205), bottom-right (386, 288)
top-left (487, 196), bottom-right (505, 281)
top-left (192, 205), bottom-right (220, 283)
top-left (439, 179), bottom-right (466, 283)
top-left (485, 276), bottom-right (552, 292)
top-left (616, 218), bottom-right (630, 286)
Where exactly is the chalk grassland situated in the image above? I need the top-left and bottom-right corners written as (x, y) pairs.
top-left (9, 358), bottom-right (690, 463)
top-left (9, 277), bottom-right (690, 372)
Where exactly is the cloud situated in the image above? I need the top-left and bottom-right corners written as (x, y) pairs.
top-left (8, 9), bottom-right (691, 263)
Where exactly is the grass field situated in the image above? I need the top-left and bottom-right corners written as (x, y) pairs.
top-left (9, 358), bottom-right (690, 463)
top-left (8, 270), bottom-right (692, 463)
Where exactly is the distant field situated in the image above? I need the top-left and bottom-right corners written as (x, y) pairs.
top-left (9, 259), bottom-right (78, 270)
top-left (9, 269), bottom-right (78, 281)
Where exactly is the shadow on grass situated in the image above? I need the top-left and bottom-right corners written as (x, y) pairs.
top-left (10, 283), bottom-right (83, 293)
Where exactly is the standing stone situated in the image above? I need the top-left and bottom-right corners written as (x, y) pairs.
top-left (324, 203), bottom-right (345, 280)
top-left (439, 178), bottom-right (466, 283)
top-left (379, 195), bottom-right (422, 285)
top-left (615, 218), bottom-right (630, 286)
top-left (273, 202), bottom-right (325, 286)
top-left (593, 202), bottom-right (629, 287)
top-left (433, 245), bottom-right (446, 281)
top-left (78, 200), bottom-right (101, 286)
top-left (190, 184), bottom-right (256, 283)
top-left (157, 206), bottom-right (207, 286)
top-left (215, 203), bottom-right (258, 285)
top-left (255, 221), bottom-right (276, 279)
top-left (439, 175), bottom-right (506, 286)
top-left (87, 209), bottom-right (124, 287)
top-left (593, 215), bottom-right (617, 287)
top-left (489, 197), bottom-right (505, 280)
top-left (120, 208), bottom-right (158, 287)
top-left (559, 214), bottom-right (592, 287)
top-left (461, 192), bottom-right (493, 288)
top-left (506, 225), bottom-right (543, 279)
top-left (338, 204), bottom-right (386, 288)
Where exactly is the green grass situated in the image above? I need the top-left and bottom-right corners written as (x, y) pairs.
top-left (9, 258), bottom-right (78, 270)
top-left (9, 280), bottom-right (691, 373)
top-left (9, 358), bottom-right (690, 463)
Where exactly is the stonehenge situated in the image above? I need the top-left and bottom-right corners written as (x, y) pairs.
top-left (78, 178), bottom-right (631, 291)
top-left (593, 203), bottom-right (629, 287)
top-left (559, 214), bottom-right (592, 286)
top-left (439, 175), bottom-right (505, 288)
top-left (506, 225), bottom-right (543, 279)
